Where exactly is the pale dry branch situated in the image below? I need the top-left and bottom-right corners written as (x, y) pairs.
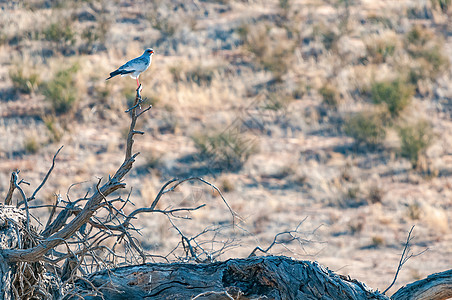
top-left (42, 193), bottom-right (63, 232)
top-left (26, 145), bottom-right (63, 206)
top-left (383, 225), bottom-right (427, 295)
top-left (4, 171), bottom-right (18, 205)
top-left (12, 176), bottom-right (31, 232)
top-left (1, 85), bottom-right (149, 264)
top-left (248, 218), bottom-right (313, 257)
top-left (167, 216), bottom-right (237, 263)
top-left (151, 176), bottom-right (237, 221)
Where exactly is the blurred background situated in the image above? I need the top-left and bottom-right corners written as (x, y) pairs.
top-left (0, 0), bottom-right (451, 295)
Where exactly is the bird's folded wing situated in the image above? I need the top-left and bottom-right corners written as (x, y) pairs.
top-left (119, 57), bottom-right (147, 72)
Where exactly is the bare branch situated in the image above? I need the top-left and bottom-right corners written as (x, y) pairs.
top-left (149, 178), bottom-right (178, 210)
top-left (27, 146), bottom-right (64, 205)
top-left (136, 105), bottom-right (152, 118)
top-left (248, 218), bottom-right (311, 257)
top-left (383, 225), bottom-right (428, 295)
top-left (12, 173), bottom-right (31, 232)
top-left (125, 86), bottom-right (143, 160)
top-left (41, 202), bottom-right (78, 238)
top-left (43, 194), bottom-right (63, 232)
top-left (1, 86), bottom-right (150, 263)
top-left (151, 177), bottom-right (237, 221)
top-left (4, 171), bottom-right (18, 205)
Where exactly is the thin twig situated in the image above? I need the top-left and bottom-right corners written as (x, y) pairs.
top-left (13, 177), bottom-right (31, 232)
top-left (20, 146), bottom-right (63, 207)
top-left (150, 178), bottom-right (178, 210)
top-left (152, 177), bottom-right (237, 221)
top-left (248, 218), bottom-right (309, 257)
top-left (383, 225), bottom-right (428, 294)
top-left (136, 105), bottom-right (152, 117)
top-left (43, 194), bottom-right (63, 234)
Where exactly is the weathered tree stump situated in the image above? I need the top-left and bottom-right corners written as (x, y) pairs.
top-left (68, 256), bottom-right (388, 300)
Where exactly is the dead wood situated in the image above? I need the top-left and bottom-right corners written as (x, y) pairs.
top-left (66, 255), bottom-right (388, 300)
top-left (66, 255), bottom-right (452, 300)
top-left (0, 85), bottom-right (235, 299)
top-left (1, 85), bottom-right (450, 300)
top-left (391, 269), bottom-right (452, 300)
top-left (382, 226), bottom-right (427, 295)
top-left (0, 86), bottom-right (155, 299)
top-left (0, 87), bottom-right (146, 264)
top-left (0, 205), bottom-right (59, 299)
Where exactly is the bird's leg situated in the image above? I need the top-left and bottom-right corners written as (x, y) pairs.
top-left (136, 83), bottom-right (142, 101)
top-left (136, 77), bottom-right (139, 87)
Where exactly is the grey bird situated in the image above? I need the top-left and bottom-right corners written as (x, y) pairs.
top-left (106, 48), bottom-right (154, 87)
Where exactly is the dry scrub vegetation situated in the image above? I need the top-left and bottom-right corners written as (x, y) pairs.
top-left (0, 0), bottom-right (451, 296)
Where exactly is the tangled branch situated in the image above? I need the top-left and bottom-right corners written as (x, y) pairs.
top-left (1, 87), bottom-right (147, 263)
top-left (247, 217), bottom-right (324, 258)
top-left (1, 84), bottom-right (237, 299)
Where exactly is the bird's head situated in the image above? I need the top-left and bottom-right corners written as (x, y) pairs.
top-left (144, 48), bottom-right (154, 56)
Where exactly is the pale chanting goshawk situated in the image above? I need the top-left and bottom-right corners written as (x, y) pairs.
top-left (106, 48), bottom-right (154, 87)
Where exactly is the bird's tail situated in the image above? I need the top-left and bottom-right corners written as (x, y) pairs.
top-left (106, 70), bottom-right (121, 80)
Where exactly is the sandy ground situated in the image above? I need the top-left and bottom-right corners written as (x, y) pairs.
top-left (0, 0), bottom-right (451, 296)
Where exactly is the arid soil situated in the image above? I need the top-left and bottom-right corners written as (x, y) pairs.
top-left (0, 0), bottom-right (451, 295)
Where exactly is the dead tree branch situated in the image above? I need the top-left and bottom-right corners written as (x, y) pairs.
top-left (4, 171), bottom-right (18, 205)
top-left (150, 176), bottom-right (237, 220)
top-left (383, 225), bottom-right (427, 295)
top-left (23, 145), bottom-right (63, 206)
top-left (0, 85), bottom-right (149, 264)
top-left (1, 83), bottom-right (239, 299)
top-left (248, 218), bottom-right (320, 257)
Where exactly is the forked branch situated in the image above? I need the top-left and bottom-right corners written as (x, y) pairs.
top-left (248, 218), bottom-right (318, 257)
top-left (1, 85), bottom-right (150, 263)
top-left (383, 225), bottom-right (427, 295)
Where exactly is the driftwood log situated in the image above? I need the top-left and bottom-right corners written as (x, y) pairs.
top-left (67, 256), bottom-right (452, 300)
top-left (67, 255), bottom-right (387, 300)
